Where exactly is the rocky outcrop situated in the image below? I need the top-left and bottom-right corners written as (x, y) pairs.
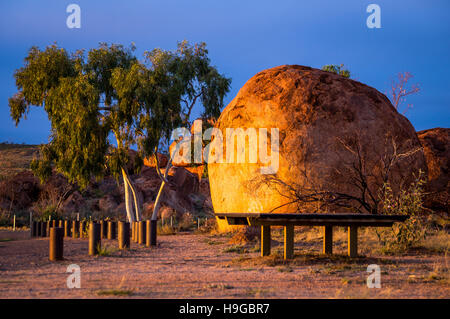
top-left (417, 128), bottom-right (449, 213)
top-left (208, 65), bottom-right (427, 230)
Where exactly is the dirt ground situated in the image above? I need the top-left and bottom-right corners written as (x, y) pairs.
top-left (0, 228), bottom-right (448, 299)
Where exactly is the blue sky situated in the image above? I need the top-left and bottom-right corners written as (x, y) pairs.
top-left (1, 0), bottom-right (449, 144)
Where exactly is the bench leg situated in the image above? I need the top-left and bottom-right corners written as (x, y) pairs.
top-left (348, 226), bottom-right (358, 257)
top-left (323, 226), bottom-right (333, 254)
top-left (261, 225), bottom-right (271, 256)
top-left (284, 225), bottom-right (294, 260)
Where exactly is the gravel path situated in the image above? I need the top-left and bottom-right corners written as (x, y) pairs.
top-left (0, 229), bottom-right (448, 298)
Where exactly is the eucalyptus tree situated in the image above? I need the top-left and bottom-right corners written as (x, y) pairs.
top-left (9, 43), bottom-right (145, 222)
top-left (9, 41), bottom-right (230, 223)
top-left (133, 41), bottom-right (231, 221)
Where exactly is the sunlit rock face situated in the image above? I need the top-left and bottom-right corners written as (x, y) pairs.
top-left (208, 65), bottom-right (426, 231)
top-left (417, 128), bottom-right (449, 213)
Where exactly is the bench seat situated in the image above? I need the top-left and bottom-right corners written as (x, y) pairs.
top-left (216, 213), bottom-right (408, 259)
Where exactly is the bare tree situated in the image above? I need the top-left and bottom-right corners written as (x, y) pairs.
top-left (389, 72), bottom-right (420, 114)
top-left (247, 135), bottom-right (422, 214)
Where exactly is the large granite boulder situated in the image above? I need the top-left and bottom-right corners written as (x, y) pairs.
top-left (417, 128), bottom-right (449, 213)
top-left (208, 65), bottom-right (427, 230)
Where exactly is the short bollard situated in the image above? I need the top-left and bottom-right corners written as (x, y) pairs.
top-left (148, 220), bottom-right (157, 246)
top-left (79, 221), bottom-right (86, 238)
top-left (72, 220), bottom-right (79, 238)
top-left (107, 221), bottom-right (116, 240)
top-left (49, 227), bottom-right (64, 261)
top-left (31, 221), bottom-right (37, 237)
top-left (131, 222), bottom-right (136, 242)
top-left (41, 222), bottom-right (47, 237)
top-left (58, 220), bottom-right (64, 228)
top-left (64, 220), bottom-right (71, 237)
top-left (37, 221), bottom-right (42, 237)
top-left (100, 220), bottom-right (107, 239)
top-left (89, 222), bottom-right (101, 255)
top-left (138, 221), bottom-right (146, 245)
top-left (118, 221), bottom-right (130, 249)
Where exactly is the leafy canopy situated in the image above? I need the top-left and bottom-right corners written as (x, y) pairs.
top-left (9, 41), bottom-right (231, 188)
top-left (322, 64), bottom-right (350, 78)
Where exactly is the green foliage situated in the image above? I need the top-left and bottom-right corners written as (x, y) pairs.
top-left (97, 243), bottom-right (117, 256)
top-left (322, 64), bottom-right (350, 78)
top-left (9, 41), bottom-right (231, 189)
top-left (40, 205), bottom-right (59, 222)
top-left (377, 170), bottom-right (428, 253)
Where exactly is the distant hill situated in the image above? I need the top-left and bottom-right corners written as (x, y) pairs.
top-left (0, 143), bottom-right (39, 179)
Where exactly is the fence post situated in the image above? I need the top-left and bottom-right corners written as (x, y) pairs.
top-left (13, 215), bottom-right (16, 231)
top-left (31, 221), bottom-right (37, 237)
top-left (41, 221), bottom-right (47, 237)
top-left (37, 221), bottom-right (42, 237)
top-left (100, 220), bottom-right (108, 239)
top-left (107, 221), bottom-right (116, 240)
top-left (138, 221), bottom-right (146, 245)
top-left (72, 220), bottom-right (79, 238)
top-left (118, 221), bottom-right (130, 249)
top-left (149, 220), bottom-right (157, 246)
top-left (49, 227), bottom-right (64, 261)
top-left (79, 221), bottom-right (85, 238)
top-left (88, 222), bottom-right (101, 255)
top-left (64, 220), bottom-right (71, 237)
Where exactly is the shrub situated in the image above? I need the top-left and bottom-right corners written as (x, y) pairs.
top-left (322, 64), bottom-right (350, 78)
top-left (376, 170), bottom-right (428, 253)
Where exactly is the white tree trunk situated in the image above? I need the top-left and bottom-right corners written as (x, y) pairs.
top-left (124, 172), bottom-right (142, 221)
top-left (122, 168), bottom-right (135, 223)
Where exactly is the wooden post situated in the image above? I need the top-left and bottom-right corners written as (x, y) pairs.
top-left (13, 215), bottom-right (16, 231)
top-left (79, 221), bottom-right (86, 238)
top-left (49, 227), bottom-right (64, 261)
top-left (131, 222), bottom-right (136, 242)
top-left (51, 220), bottom-right (57, 228)
top-left (149, 220), bottom-right (157, 246)
top-left (58, 220), bottom-right (63, 228)
top-left (72, 220), bottom-right (79, 238)
top-left (348, 226), bottom-right (358, 258)
top-left (138, 221), bottom-right (146, 245)
top-left (118, 222), bottom-right (130, 249)
top-left (100, 220), bottom-right (108, 239)
top-left (46, 221), bottom-right (50, 236)
top-left (284, 225), bottom-right (294, 260)
top-left (41, 222), bottom-right (47, 237)
top-left (261, 225), bottom-right (271, 256)
top-left (31, 221), bottom-right (37, 237)
top-left (107, 221), bottom-right (116, 240)
top-left (64, 220), bottom-right (71, 237)
top-left (89, 222), bottom-right (101, 255)
top-left (323, 226), bottom-right (333, 254)
top-left (37, 221), bottom-right (42, 237)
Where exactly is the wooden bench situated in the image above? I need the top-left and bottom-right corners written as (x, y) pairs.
top-left (216, 213), bottom-right (408, 259)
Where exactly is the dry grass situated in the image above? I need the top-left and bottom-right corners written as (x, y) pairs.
top-left (0, 143), bottom-right (39, 179)
top-left (96, 289), bottom-right (134, 296)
